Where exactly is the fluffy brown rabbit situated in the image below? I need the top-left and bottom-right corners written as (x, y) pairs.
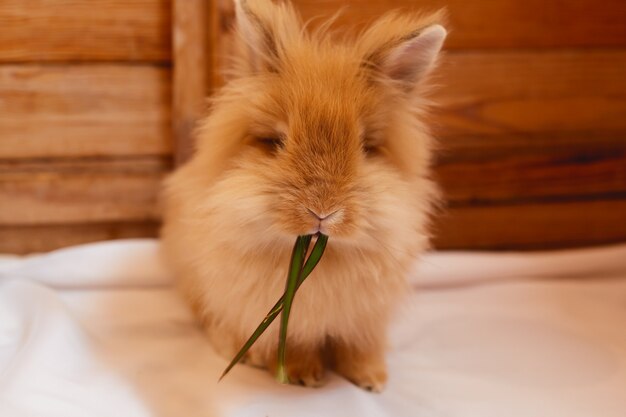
top-left (161, 0), bottom-right (446, 392)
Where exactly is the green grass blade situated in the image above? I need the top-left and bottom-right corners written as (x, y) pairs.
top-left (299, 234), bottom-right (328, 286)
top-left (218, 304), bottom-right (280, 381)
top-left (219, 234), bottom-right (328, 382)
top-left (218, 235), bottom-right (313, 381)
top-left (275, 235), bottom-right (309, 383)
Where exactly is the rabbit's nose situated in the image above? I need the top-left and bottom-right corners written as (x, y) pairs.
top-left (306, 208), bottom-right (343, 235)
top-left (306, 208), bottom-right (339, 222)
top-left (304, 207), bottom-right (345, 235)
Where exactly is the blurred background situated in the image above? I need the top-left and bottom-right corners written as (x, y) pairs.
top-left (0, 0), bottom-right (625, 254)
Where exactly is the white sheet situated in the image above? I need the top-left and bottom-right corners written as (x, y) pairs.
top-left (1, 239), bottom-right (625, 417)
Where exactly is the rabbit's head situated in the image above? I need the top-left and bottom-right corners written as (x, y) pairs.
top-left (188, 0), bottom-right (446, 248)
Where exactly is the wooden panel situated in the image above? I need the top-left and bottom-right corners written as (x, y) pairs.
top-left (0, 222), bottom-right (160, 254)
top-left (213, 0), bottom-right (626, 50)
top-left (295, 0), bottom-right (626, 49)
top-left (434, 199), bottom-right (626, 250)
top-left (0, 0), bottom-right (171, 62)
top-left (172, 0), bottom-right (213, 165)
top-left (435, 50), bottom-right (626, 137)
top-left (436, 133), bottom-right (626, 204)
top-left (0, 158), bottom-right (168, 225)
top-left (0, 65), bottom-right (171, 159)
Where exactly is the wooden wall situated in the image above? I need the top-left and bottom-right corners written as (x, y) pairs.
top-left (1, 0), bottom-right (625, 253)
top-left (0, 1), bottom-right (172, 253)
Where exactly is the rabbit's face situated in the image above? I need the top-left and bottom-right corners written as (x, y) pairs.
top-left (191, 0), bottom-right (446, 247)
top-left (237, 53), bottom-right (378, 240)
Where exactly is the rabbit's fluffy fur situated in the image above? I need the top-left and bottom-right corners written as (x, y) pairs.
top-left (161, 0), bottom-right (446, 391)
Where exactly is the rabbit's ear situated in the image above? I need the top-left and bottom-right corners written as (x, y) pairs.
top-left (381, 25), bottom-right (446, 85)
top-left (234, 0), bottom-right (300, 73)
top-left (359, 12), bottom-right (447, 91)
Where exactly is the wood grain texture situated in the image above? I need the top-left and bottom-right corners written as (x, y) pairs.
top-left (0, 65), bottom-right (172, 159)
top-left (0, 158), bottom-right (169, 225)
top-left (0, 0), bottom-right (171, 62)
top-left (434, 50), bottom-right (626, 137)
top-left (434, 199), bottom-right (626, 250)
top-left (288, 0), bottom-right (626, 49)
top-left (436, 133), bottom-right (626, 205)
top-left (0, 222), bottom-right (159, 254)
top-left (172, 0), bottom-right (213, 165)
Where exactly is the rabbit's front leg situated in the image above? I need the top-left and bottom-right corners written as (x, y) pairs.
top-left (267, 342), bottom-right (326, 387)
top-left (330, 332), bottom-right (388, 393)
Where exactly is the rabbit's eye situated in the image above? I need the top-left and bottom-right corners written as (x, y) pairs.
top-left (256, 136), bottom-right (284, 152)
top-left (362, 133), bottom-right (383, 156)
top-left (363, 143), bottom-right (379, 156)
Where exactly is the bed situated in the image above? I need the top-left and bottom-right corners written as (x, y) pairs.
top-left (1, 239), bottom-right (625, 417)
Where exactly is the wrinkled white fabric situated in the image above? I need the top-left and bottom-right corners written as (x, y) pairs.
top-left (0, 239), bottom-right (625, 417)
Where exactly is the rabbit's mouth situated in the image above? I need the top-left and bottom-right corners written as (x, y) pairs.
top-left (304, 208), bottom-right (344, 236)
top-left (271, 202), bottom-right (359, 240)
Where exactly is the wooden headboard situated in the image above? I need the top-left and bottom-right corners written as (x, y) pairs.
top-left (1, 0), bottom-right (625, 253)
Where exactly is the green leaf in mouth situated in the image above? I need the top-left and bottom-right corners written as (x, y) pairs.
top-left (219, 233), bottom-right (329, 382)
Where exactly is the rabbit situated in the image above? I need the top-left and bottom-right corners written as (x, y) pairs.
top-left (161, 0), bottom-right (446, 392)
